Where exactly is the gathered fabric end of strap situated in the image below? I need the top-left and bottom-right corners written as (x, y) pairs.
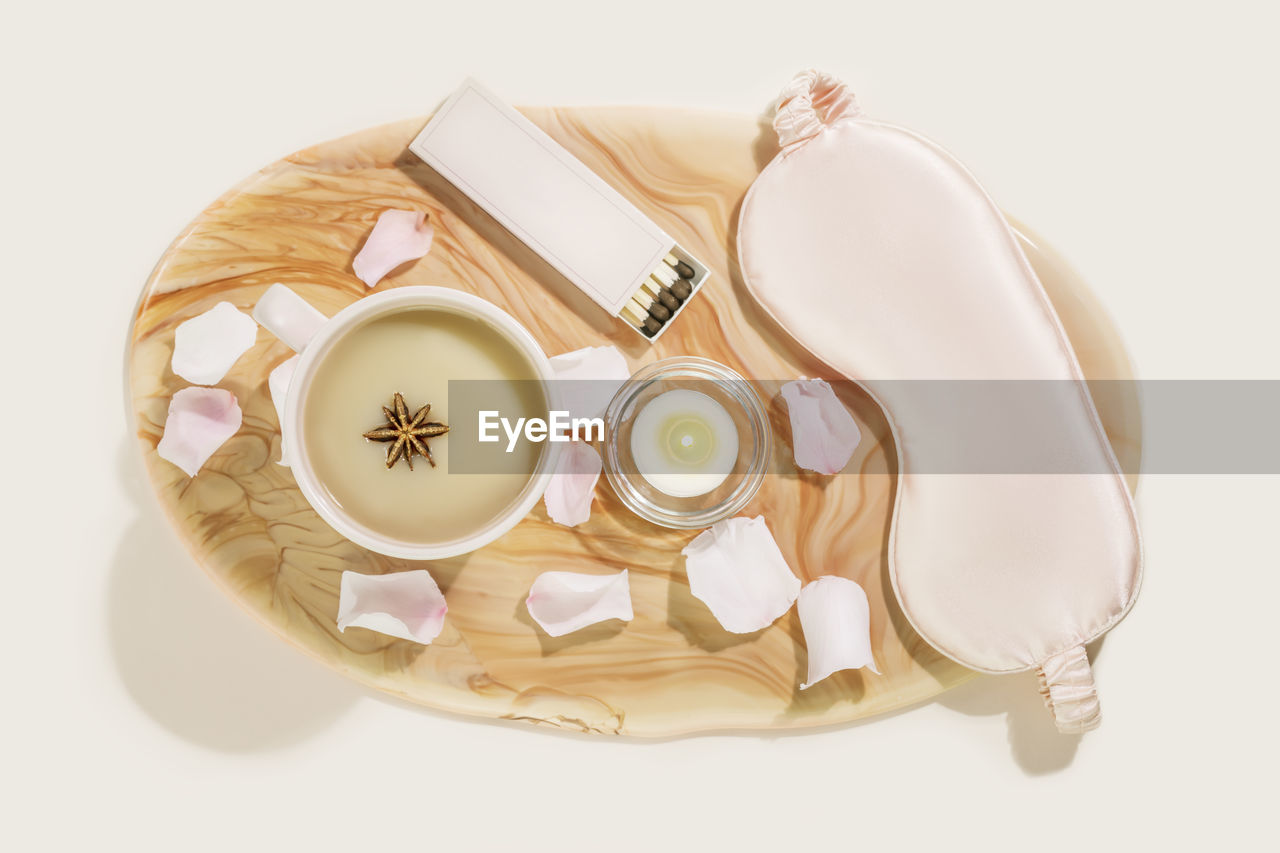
top-left (1036, 644), bottom-right (1102, 734)
top-left (773, 69), bottom-right (861, 153)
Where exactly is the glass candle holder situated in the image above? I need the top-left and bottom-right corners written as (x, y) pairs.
top-left (603, 357), bottom-right (770, 529)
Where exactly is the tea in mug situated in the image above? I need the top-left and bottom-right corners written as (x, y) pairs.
top-left (302, 307), bottom-right (546, 544)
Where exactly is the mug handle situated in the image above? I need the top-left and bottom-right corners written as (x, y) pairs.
top-left (253, 284), bottom-right (329, 352)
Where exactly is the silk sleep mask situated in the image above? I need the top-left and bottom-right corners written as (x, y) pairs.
top-left (736, 70), bottom-right (1142, 733)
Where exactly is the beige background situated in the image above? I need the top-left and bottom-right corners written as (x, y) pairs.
top-left (4, 0), bottom-right (1276, 850)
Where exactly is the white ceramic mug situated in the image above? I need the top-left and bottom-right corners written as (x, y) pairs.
top-left (255, 284), bottom-right (559, 560)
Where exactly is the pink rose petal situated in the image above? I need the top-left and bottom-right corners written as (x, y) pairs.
top-left (171, 302), bottom-right (258, 385)
top-left (156, 387), bottom-right (243, 477)
top-left (543, 441), bottom-right (602, 527)
top-left (526, 569), bottom-right (632, 637)
top-left (781, 378), bottom-right (861, 475)
top-left (351, 209), bottom-right (434, 287)
top-left (681, 516), bottom-right (801, 633)
top-left (337, 570), bottom-right (447, 645)
top-left (798, 576), bottom-right (879, 689)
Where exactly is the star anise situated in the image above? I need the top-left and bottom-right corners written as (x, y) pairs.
top-left (362, 392), bottom-right (449, 470)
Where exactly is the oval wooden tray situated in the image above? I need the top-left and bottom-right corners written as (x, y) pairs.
top-left (128, 106), bottom-right (1141, 736)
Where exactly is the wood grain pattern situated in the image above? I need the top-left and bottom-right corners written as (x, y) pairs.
top-left (128, 107), bottom-right (1140, 736)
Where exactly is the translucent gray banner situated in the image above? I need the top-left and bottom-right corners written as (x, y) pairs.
top-left (445, 379), bottom-right (1280, 475)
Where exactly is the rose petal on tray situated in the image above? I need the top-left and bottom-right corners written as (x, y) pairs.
top-left (156, 387), bottom-right (243, 477)
top-left (543, 441), bottom-right (602, 527)
top-left (797, 576), bottom-right (879, 689)
top-left (526, 569), bottom-right (633, 637)
top-left (337, 570), bottom-right (447, 645)
top-left (681, 516), bottom-right (801, 633)
top-left (170, 301), bottom-right (258, 385)
top-left (781, 378), bottom-right (861, 475)
top-left (267, 355), bottom-right (299, 467)
top-left (549, 345), bottom-right (632, 420)
top-left (352, 208), bottom-right (434, 288)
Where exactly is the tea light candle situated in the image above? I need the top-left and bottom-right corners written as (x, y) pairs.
top-left (630, 389), bottom-right (739, 497)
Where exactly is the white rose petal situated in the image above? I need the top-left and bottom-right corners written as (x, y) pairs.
top-left (267, 355), bottom-right (299, 466)
top-left (797, 576), bottom-right (879, 689)
top-left (526, 570), bottom-right (633, 637)
top-left (156, 387), bottom-right (243, 477)
top-left (171, 301), bottom-right (258, 385)
top-left (681, 516), bottom-right (801, 633)
top-left (337, 570), bottom-right (447, 645)
top-left (352, 208), bottom-right (434, 288)
top-left (543, 441), bottom-right (602, 527)
top-left (549, 345), bottom-right (631, 421)
top-left (781, 378), bottom-right (861, 475)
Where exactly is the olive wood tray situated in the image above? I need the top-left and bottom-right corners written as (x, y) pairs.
top-left (128, 106), bottom-right (1141, 736)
